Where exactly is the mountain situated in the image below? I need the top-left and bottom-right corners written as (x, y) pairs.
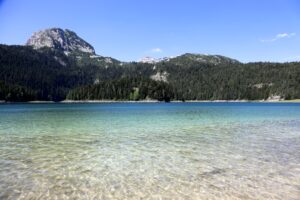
top-left (0, 28), bottom-right (300, 102)
top-left (139, 56), bottom-right (171, 64)
top-left (26, 28), bottom-right (95, 55)
top-left (139, 54), bottom-right (239, 65)
top-left (26, 28), bottom-right (123, 68)
top-left (168, 53), bottom-right (240, 65)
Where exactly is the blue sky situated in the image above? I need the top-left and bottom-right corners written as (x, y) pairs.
top-left (0, 0), bottom-right (299, 62)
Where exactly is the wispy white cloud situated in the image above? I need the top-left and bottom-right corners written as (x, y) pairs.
top-left (261, 33), bottom-right (296, 43)
top-left (284, 55), bottom-right (300, 62)
top-left (151, 48), bottom-right (162, 53)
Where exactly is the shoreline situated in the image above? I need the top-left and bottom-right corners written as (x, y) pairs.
top-left (1, 99), bottom-right (300, 104)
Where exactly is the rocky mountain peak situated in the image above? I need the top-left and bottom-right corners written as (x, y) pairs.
top-left (26, 28), bottom-right (95, 55)
top-left (139, 56), bottom-right (171, 64)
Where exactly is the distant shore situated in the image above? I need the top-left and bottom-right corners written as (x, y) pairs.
top-left (1, 99), bottom-right (300, 103)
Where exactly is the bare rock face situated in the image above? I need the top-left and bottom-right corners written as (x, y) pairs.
top-left (26, 28), bottom-right (95, 55)
top-left (150, 71), bottom-right (169, 83)
top-left (139, 57), bottom-right (171, 64)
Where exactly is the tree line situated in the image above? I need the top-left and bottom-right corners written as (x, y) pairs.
top-left (0, 44), bottom-right (299, 102)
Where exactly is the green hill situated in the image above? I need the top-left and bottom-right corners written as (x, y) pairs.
top-left (0, 28), bottom-right (299, 102)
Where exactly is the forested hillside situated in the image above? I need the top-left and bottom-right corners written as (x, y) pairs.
top-left (0, 28), bottom-right (300, 102)
top-left (67, 77), bottom-right (174, 102)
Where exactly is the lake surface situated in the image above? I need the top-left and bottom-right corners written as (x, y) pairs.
top-left (0, 103), bottom-right (299, 200)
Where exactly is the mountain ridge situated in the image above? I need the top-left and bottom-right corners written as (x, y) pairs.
top-left (25, 28), bottom-right (243, 65)
top-left (0, 28), bottom-right (299, 102)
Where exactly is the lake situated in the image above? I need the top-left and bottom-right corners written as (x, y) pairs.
top-left (0, 103), bottom-right (299, 199)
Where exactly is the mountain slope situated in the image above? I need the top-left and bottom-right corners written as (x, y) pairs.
top-left (167, 53), bottom-right (240, 65)
top-left (0, 28), bottom-right (300, 102)
top-left (26, 28), bottom-right (95, 55)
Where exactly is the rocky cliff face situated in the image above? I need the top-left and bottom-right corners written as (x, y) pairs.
top-left (26, 28), bottom-right (95, 55)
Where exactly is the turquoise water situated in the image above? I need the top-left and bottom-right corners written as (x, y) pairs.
top-left (0, 103), bottom-right (299, 199)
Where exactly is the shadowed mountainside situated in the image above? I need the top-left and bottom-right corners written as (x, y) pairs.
top-left (0, 28), bottom-right (299, 102)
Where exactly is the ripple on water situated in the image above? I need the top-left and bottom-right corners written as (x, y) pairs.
top-left (0, 103), bottom-right (300, 199)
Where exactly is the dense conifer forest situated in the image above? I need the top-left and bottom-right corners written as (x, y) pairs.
top-left (0, 44), bottom-right (299, 102)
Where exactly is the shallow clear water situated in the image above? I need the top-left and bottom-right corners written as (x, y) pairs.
top-left (0, 103), bottom-right (299, 200)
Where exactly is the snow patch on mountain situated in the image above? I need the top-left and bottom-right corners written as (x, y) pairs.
top-left (139, 56), bottom-right (172, 64)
